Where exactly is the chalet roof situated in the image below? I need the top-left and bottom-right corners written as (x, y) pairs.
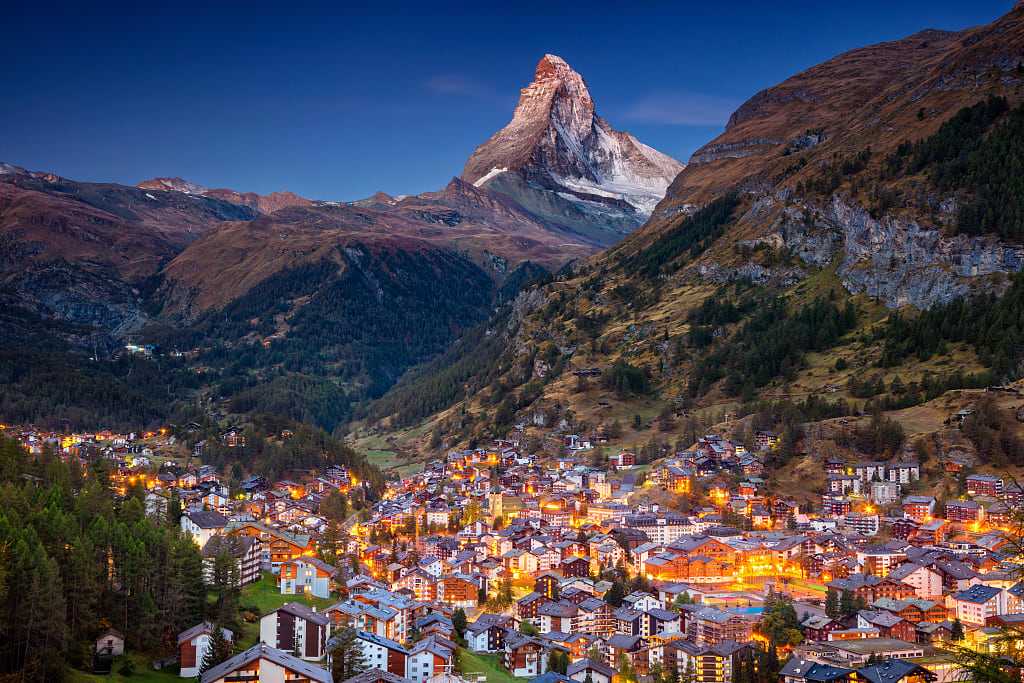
top-left (342, 669), bottom-right (414, 683)
top-left (270, 602), bottom-right (330, 626)
top-left (606, 633), bottom-right (643, 649)
top-left (567, 658), bottom-right (615, 678)
top-left (200, 643), bottom-right (332, 683)
top-left (187, 510), bottom-right (228, 529)
top-left (779, 658), bottom-right (853, 683)
top-left (178, 621), bottom-right (234, 645)
top-left (858, 661), bottom-right (929, 683)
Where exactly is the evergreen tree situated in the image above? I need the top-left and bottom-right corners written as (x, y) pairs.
top-left (825, 589), bottom-right (840, 618)
top-left (952, 618), bottom-right (965, 641)
top-left (330, 626), bottom-right (368, 683)
top-left (604, 580), bottom-right (626, 607)
top-left (452, 608), bottom-right (467, 642)
top-left (199, 625), bottom-right (233, 680)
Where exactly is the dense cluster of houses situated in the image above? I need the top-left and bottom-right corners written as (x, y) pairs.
top-left (10, 423), bottom-right (1024, 683)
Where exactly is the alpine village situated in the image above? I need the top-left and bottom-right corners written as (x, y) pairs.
top-left (7, 3), bottom-right (1024, 683)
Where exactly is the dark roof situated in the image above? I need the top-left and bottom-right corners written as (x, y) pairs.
top-left (177, 621), bottom-right (234, 645)
top-left (953, 584), bottom-right (1001, 604)
top-left (201, 534), bottom-right (257, 559)
top-left (779, 658), bottom-right (854, 683)
top-left (201, 643), bottom-right (332, 683)
top-left (187, 510), bottom-right (228, 529)
top-left (268, 602), bottom-right (330, 626)
top-left (342, 669), bottom-right (414, 683)
top-left (858, 661), bottom-right (929, 683)
top-left (567, 658), bottom-right (615, 678)
top-left (529, 673), bottom-right (573, 683)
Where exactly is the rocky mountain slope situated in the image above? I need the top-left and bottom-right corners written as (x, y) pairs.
top-left (367, 3), bottom-right (1024, 453)
top-left (0, 163), bottom-right (257, 339)
top-left (1, 53), bottom-right (683, 430)
top-left (137, 176), bottom-right (314, 214)
top-left (463, 54), bottom-right (684, 246)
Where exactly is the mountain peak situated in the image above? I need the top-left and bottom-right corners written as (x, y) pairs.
top-left (461, 54), bottom-right (683, 244)
top-left (535, 53), bottom-right (573, 78)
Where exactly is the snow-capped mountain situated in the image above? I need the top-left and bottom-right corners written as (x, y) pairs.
top-left (462, 54), bottom-right (684, 245)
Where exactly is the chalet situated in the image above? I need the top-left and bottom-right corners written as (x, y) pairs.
top-left (945, 500), bottom-right (984, 523)
top-left (437, 574), bottom-right (479, 609)
top-left (200, 643), bottom-right (332, 683)
top-left (609, 451), bottom-right (636, 470)
top-left (901, 496), bottom-right (935, 523)
top-left (535, 572), bottom-right (561, 600)
top-left (566, 658), bottom-right (615, 683)
top-left (178, 622), bottom-right (234, 678)
top-left (503, 632), bottom-right (552, 678)
top-left (855, 611), bottom-right (916, 641)
top-left (518, 592), bottom-right (552, 621)
top-left (538, 600), bottom-right (577, 633)
top-left (561, 556), bottom-right (590, 578)
top-left (779, 659), bottom-right (855, 683)
top-left (260, 602), bottom-right (331, 661)
top-left (801, 615), bottom-right (844, 642)
top-left (857, 660), bottom-right (936, 683)
top-left (606, 633), bottom-right (646, 671)
top-left (466, 613), bottom-right (512, 653)
top-left (688, 607), bottom-right (753, 646)
top-left (280, 557), bottom-right (338, 599)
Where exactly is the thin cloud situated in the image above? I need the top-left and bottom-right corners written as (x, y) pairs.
top-left (621, 91), bottom-right (740, 127)
top-left (422, 74), bottom-right (513, 108)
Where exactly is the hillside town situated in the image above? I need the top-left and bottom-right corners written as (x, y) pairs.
top-left (4, 418), bottom-right (1024, 683)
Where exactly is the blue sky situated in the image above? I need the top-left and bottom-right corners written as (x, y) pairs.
top-left (0, 1), bottom-right (1011, 200)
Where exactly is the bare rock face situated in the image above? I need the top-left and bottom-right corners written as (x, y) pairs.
top-left (462, 54), bottom-right (684, 246)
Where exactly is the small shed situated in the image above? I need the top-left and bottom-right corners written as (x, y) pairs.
top-left (95, 628), bottom-right (125, 656)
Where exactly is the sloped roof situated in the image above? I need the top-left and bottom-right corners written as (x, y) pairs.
top-left (201, 643), bottom-right (332, 683)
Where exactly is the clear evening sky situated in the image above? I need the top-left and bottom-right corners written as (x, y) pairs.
top-left (0, 1), bottom-right (1012, 201)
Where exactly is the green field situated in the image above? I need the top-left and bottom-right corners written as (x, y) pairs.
top-left (456, 648), bottom-right (522, 683)
top-left (235, 572), bottom-right (335, 647)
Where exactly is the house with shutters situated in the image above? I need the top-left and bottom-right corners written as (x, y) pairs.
top-left (178, 622), bottom-right (234, 678)
top-left (259, 602), bottom-right (331, 661)
top-left (503, 632), bottom-right (558, 678)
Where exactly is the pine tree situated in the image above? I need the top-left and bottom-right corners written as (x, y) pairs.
top-left (199, 625), bottom-right (233, 679)
top-left (605, 580), bottom-right (625, 607)
top-left (825, 589), bottom-right (840, 618)
top-left (952, 618), bottom-right (965, 641)
top-left (330, 626), bottom-right (369, 682)
top-left (453, 608), bottom-right (467, 641)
